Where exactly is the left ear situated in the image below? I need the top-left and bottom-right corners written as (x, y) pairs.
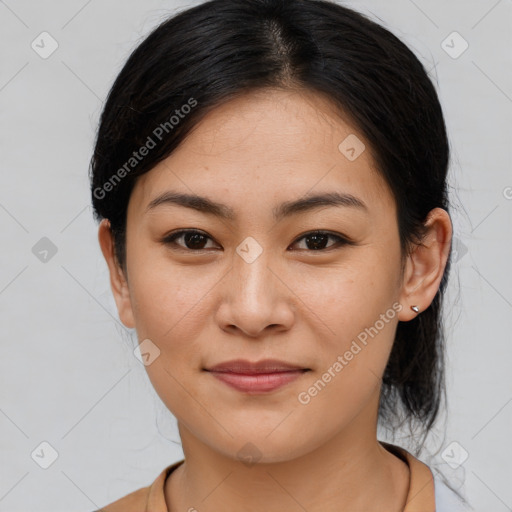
top-left (397, 207), bottom-right (452, 321)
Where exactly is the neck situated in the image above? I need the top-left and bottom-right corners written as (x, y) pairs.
top-left (165, 394), bottom-right (410, 512)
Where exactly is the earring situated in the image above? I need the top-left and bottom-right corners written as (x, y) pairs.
top-left (410, 305), bottom-right (420, 313)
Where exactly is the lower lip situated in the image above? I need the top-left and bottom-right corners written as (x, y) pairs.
top-left (207, 370), bottom-right (307, 393)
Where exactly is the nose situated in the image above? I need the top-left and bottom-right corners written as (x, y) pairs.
top-left (214, 248), bottom-right (295, 338)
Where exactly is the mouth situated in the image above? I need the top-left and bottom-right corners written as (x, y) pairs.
top-left (204, 359), bottom-right (311, 394)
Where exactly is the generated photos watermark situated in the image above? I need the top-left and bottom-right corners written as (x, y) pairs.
top-left (298, 301), bottom-right (403, 405)
top-left (93, 97), bottom-right (198, 200)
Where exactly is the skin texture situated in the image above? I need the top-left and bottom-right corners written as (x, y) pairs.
top-left (98, 88), bottom-right (452, 511)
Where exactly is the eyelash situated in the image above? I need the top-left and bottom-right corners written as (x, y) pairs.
top-left (161, 229), bottom-right (355, 252)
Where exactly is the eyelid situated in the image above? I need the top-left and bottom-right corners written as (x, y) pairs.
top-left (162, 229), bottom-right (221, 250)
top-left (161, 229), bottom-right (355, 252)
top-left (289, 230), bottom-right (355, 250)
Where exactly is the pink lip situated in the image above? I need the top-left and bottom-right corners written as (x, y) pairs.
top-left (204, 359), bottom-right (310, 394)
top-left (208, 370), bottom-right (308, 393)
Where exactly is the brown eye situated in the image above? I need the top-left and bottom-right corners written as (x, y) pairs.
top-left (162, 229), bottom-right (353, 252)
top-left (162, 230), bottom-right (219, 251)
top-left (290, 231), bottom-right (353, 251)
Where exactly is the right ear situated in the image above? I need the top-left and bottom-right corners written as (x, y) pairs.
top-left (98, 219), bottom-right (135, 329)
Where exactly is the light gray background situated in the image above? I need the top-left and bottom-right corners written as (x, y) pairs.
top-left (0, 1), bottom-right (511, 510)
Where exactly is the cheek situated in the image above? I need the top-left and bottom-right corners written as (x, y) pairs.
top-left (297, 255), bottom-right (400, 339)
top-left (129, 267), bottom-right (215, 414)
top-left (296, 258), bottom-right (401, 401)
top-left (295, 312), bottom-right (398, 441)
top-left (128, 258), bottom-right (215, 339)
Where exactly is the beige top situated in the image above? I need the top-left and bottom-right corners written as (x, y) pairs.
top-left (97, 442), bottom-right (435, 512)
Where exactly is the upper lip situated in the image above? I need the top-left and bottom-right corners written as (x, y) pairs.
top-left (205, 359), bottom-right (310, 374)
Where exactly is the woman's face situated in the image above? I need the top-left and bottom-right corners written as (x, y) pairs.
top-left (106, 88), bottom-right (423, 463)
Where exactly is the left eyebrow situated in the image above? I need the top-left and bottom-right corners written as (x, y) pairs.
top-left (144, 190), bottom-right (368, 221)
top-left (273, 191), bottom-right (368, 221)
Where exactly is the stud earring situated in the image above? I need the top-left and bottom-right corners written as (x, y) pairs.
top-left (410, 305), bottom-right (419, 313)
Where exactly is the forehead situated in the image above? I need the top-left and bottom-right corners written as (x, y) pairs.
top-left (129, 88), bottom-right (395, 220)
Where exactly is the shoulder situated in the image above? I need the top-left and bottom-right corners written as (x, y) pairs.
top-left (94, 484), bottom-right (150, 512)
top-left (434, 473), bottom-right (473, 511)
top-left (94, 459), bottom-right (185, 512)
top-left (380, 442), bottom-right (473, 511)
